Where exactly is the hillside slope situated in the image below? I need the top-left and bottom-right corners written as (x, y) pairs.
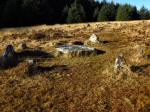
top-left (0, 20), bottom-right (150, 112)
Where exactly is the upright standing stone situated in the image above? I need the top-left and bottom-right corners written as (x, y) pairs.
top-left (114, 53), bottom-right (128, 73)
top-left (0, 45), bottom-right (18, 69)
top-left (3, 45), bottom-right (15, 57)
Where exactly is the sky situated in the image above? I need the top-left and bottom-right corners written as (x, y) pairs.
top-left (97, 0), bottom-right (150, 9)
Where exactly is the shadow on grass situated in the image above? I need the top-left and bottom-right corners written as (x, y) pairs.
top-left (95, 49), bottom-right (106, 55)
top-left (27, 65), bottom-right (68, 76)
top-left (17, 49), bottom-right (53, 59)
top-left (139, 104), bottom-right (150, 112)
top-left (0, 49), bottom-right (53, 70)
top-left (130, 64), bottom-right (150, 74)
top-left (102, 41), bottom-right (109, 44)
top-left (146, 54), bottom-right (150, 59)
top-left (101, 40), bottom-right (118, 44)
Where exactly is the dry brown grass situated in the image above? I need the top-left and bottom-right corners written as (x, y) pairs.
top-left (0, 20), bottom-right (150, 112)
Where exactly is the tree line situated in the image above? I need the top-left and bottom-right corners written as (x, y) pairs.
top-left (0, 0), bottom-right (150, 27)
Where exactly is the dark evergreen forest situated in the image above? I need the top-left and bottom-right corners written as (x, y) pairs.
top-left (0, 0), bottom-right (150, 27)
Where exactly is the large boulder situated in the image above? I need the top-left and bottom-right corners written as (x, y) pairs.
top-left (0, 45), bottom-right (18, 69)
top-left (56, 45), bottom-right (98, 58)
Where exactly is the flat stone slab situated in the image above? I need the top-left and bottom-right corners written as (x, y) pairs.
top-left (56, 45), bottom-right (95, 53)
top-left (56, 45), bottom-right (96, 57)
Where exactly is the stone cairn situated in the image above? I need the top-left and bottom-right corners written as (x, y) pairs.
top-left (114, 53), bottom-right (129, 74)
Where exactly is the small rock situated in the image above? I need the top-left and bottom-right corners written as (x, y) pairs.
top-left (84, 34), bottom-right (101, 46)
top-left (21, 43), bottom-right (28, 50)
top-left (26, 59), bottom-right (38, 76)
top-left (89, 34), bottom-right (100, 43)
top-left (87, 23), bottom-right (91, 27)
top-left (27, 59), bottom-right (36, 65)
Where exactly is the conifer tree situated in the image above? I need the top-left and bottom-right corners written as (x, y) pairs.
top-left (61, 6), bottom-right (69, 23)
top-left (97, 3), bottom-right (116, 21)
top-left (116, 4), bottom-right (139, 21)
top-left (139, 6), bottom-right (150, 20)
top-left (67, 1), bottom-right (86, 23)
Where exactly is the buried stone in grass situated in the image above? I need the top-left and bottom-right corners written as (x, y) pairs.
top-left (26, 59), bottom-right (68, 76)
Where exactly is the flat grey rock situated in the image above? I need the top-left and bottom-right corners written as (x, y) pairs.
top-left (56, 45), bottom-right (96, 57)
